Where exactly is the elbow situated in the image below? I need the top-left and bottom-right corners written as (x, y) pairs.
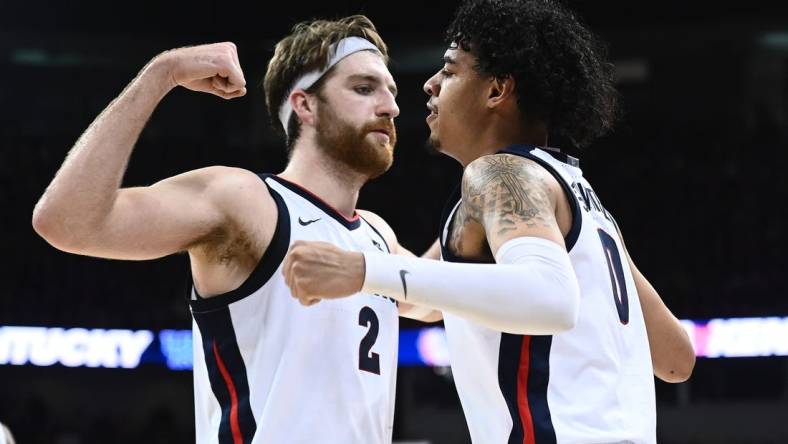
top-left (658, 351), bottom-right (696, 383)
top-left (507, 304), bottom-right (577, 336)
top-left (32, 204), bottom-right (90, 253)
top-left (550, 279), bottom-right (581, 333)
top-left (32, 204), bottom-right (59, 243)
top-left (655, 340), bottom-right (696, 383)
top-left (655, 321), bottom-right (697, 383)
top-left (509, 286), bottom-right (580, 335)
top-left (676, 356), bottom-right (696, 382)
top-left (528, 274), bottom-right (580, 334)
top-left (552, 290), bottom-right (580, 333)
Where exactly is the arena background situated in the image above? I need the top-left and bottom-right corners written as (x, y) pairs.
top-left (1, 0), bottom-right (787, 442)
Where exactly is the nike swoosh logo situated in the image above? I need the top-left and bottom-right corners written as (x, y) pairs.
top-left (298, 217), bottom-right (321, 226)
top-left (399, 269), bottom-right (410, 299)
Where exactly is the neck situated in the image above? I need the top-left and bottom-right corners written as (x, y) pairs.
top-left (457, 118), bottom-right (548, 168)
top-left (279, 142), bottom-right (365, 219)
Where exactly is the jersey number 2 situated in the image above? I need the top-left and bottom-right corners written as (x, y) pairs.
top-left (358, 306), bottom-right (381, 374)
top-left (597, 229), bottom-right (629, 324)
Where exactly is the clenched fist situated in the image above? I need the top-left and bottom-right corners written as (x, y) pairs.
top-left (154, 42), bottom-right (247, 99)
top-left (282, 241), bottom-right (366, 306)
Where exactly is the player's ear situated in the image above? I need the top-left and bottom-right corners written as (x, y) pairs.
top-left (487, 75), bottom-right (515, 109)
top-left (291, 90), bottom-right (317, 127)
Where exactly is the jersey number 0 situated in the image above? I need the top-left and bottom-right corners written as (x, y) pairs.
top-left (597, 229), bottom-right (630, 324)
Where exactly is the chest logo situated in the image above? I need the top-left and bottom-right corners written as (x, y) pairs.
top-left (298, 217), bottom-right (321, 226)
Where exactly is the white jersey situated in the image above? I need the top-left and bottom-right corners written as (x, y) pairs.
top-left (440, 145), bottom-right (655, 444)
top-left (189, 174), bottom-right (399, 444)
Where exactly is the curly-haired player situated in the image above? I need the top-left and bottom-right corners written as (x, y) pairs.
top-left (281, 1), bottom-right (695, 443)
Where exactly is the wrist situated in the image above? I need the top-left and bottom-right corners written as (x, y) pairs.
top-left (361, 251), bottom-right (408, 302)
top-left (140, 53), bottom-right (178, 96)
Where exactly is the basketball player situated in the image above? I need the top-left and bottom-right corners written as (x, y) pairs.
top-left (32, 15), bottom-right (432, 443)
top-left (283, 1), bottom-right (696, 442)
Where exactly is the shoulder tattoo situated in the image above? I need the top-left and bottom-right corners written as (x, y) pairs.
top-left (462, 155), bottom-right (554, 236)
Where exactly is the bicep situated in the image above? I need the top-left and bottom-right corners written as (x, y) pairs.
top-left (463, 155), bottom-right (565, 255)
top-left (82, 168), bottom-right (238, 260)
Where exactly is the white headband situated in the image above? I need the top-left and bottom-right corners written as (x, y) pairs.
top-left (278, 36), bottom-right (381, 136)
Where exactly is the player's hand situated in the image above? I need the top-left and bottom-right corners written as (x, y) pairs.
top-left (155, 42), bottom-right (247, 99)
top-left (282, 241), bottom-right (365, 306)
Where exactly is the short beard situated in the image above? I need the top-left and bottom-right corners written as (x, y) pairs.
top-left (315, 100), bottom-right (396, 180)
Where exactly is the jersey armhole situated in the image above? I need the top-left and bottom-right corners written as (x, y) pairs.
top-left (188, 176), bottom-right (291, 313)
top-left (498, 149), bottom-right (583, 251)
top-left (358, 214), bottom-right (392, 253)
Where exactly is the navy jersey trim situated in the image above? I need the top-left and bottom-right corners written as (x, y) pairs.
top-left (497, 145), bottom-right (583, 251)
top-left (266, 174), bottom-right (362, 230)
top-left (193, 307), bottom-right (257, 444)
top-left (528, 336), bottom-right (556, 443)
top-left (499, 334), bottom-right (556, 444)
top-left (188, 176), bottom-right (291, 313)
top-left (359, 214), bottom-right (392, 253)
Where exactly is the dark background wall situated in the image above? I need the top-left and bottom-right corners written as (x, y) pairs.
top-left (1, 1), bottom-right (787, 443)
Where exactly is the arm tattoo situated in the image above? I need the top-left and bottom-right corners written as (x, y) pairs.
top-left (462, 155), bottom-right (554, 237)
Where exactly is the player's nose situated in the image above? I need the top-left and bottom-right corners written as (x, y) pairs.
top-left (424, 72), bottom-right (440, 97)
top-left (377, 91), bottom-right (400, 119)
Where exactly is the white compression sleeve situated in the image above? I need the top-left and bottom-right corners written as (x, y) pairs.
top-left (362, 237), bottom-right (580, 335)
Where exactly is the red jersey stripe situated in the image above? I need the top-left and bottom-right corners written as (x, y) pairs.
top-left (517, 335), bottom-right (535, 444)
top-left (213, 340), bottom-right (244, 444)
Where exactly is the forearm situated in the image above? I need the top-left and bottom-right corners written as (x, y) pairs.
top-left (363, 237), bottom-right (579, 335)
top-left (33, 57), bottom-right (174, 241)
top-left (631, 263), bottom-right (695, 382)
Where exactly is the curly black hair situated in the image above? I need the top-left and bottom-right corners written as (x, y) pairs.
top-left (446, 0), bottom-right (619, 148)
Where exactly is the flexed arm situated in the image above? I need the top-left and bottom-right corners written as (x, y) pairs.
top-left (32, 43), bottom-right (249, 260)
